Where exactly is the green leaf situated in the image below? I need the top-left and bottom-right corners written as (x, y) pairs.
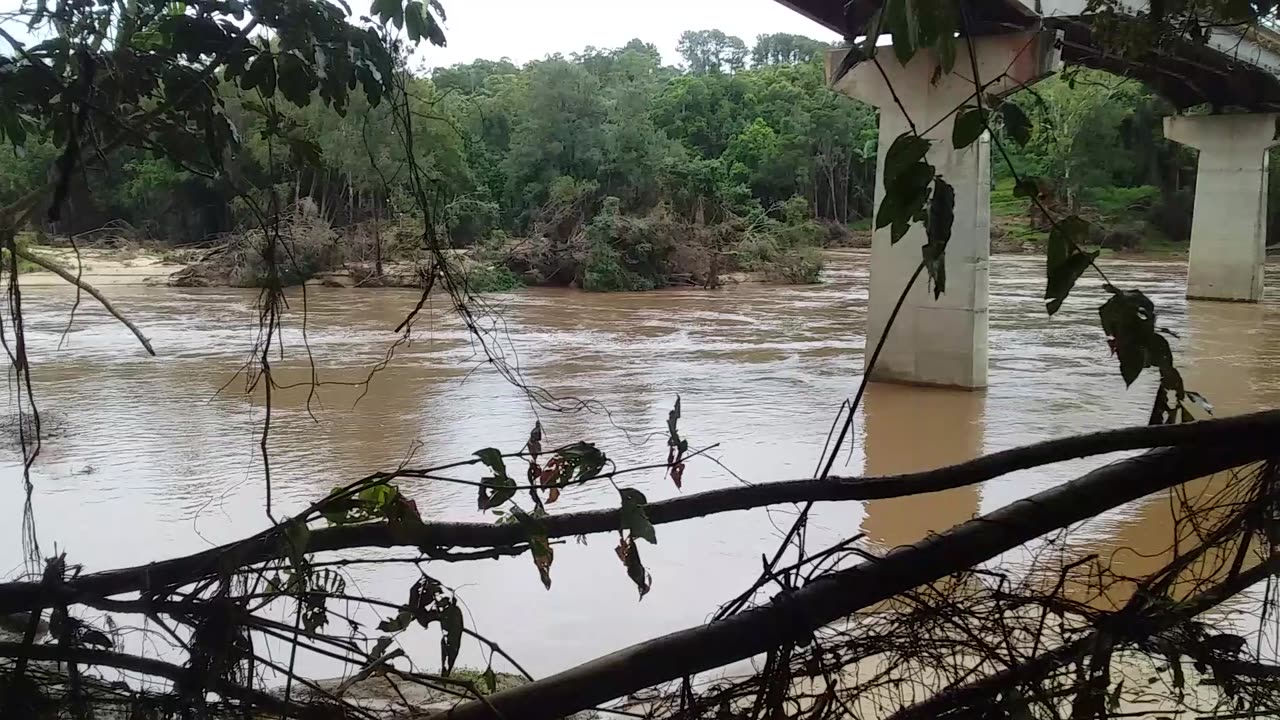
top-left (511, 506), bottom-right (554, 589)
top-left (1, 112), bottom-right (27, 148)
top-left (877, 134), bottom-right (936, 243)
top-left (887, 0), bottom-right (919, 65)
top-left (283, 520), bottom-right (310, 568)
top-left (371, 636), bottom-right (394, 659)
top-left (619, 488), bottom-right (657, 544)
top-left (666, 396), bottom-right (688, 488)
top-left (409, 575), bottom-right (444, 610)
top-left (423, 14), bottom-right (446, 46)
top-left (883, 133), bottom-right (931, 187)
top-left (248, 52), bottom-right (277, 96)
top-left (931, 1), bottom-right (957, 73)
top-left (923, 177), bottom-right (954, 299)
top-left (481, 666), bottom-right (497, 693)
top-left (556, 442), bottom-right (607, 481)
top-left (378, 609), bottom-right (414, 632)
top-left (440, 601), bottom-right (463, 675)
top-left (241, 51), bottom-right (271, 95)
top-left (475, 448), bottom-right (516, 509)
top-left (999, 101), bottom-right (1031, 145)
top-left (371, 0), bottom-right (403, 28)
top-left (474, 447), bottom-right (507, 477)
top-left (530, 533), bottom-right (554, 589)
top-left (1045, 250), bottom-right (1097, 315)
top-left (1098, 288), bottom-right (1157, 387)
top-left (277, 52), bottom-right (314, 107)
top-left (667, 395), bottom-right (682, 444)
top-left (1044, 216), bottom-right (1097, 315)
top-left (952, 106), bottom-right (987, 149)
top-left (877, 160), bottom-right (934, 242)
top-left (1118, 343), bottom-right (1145, 386)
top-left (477, 474), bottom-right (516, 510)
top-left (404, 1), bottom-right (426, 42)
top-left (358, 483), bottom-right (397, 514)
top-left (1107, 679), bottom-right (1125, 713)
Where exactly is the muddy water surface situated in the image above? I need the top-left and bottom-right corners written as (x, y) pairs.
top-left (3, 250), bottom-right (1279, 676)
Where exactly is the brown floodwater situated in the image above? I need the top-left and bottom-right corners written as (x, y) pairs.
top-left (2, 250), bottom-right (1279, 679)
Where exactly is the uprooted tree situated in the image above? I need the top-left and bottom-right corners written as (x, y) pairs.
top-left (3, 0), bottom-right (1280, 718)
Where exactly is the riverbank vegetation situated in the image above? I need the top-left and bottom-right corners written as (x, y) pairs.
top-left (1, 27), bottom-right (1241, 290)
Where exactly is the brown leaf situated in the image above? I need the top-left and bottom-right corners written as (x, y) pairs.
top-left (526, 420), bottom-right (543, 458)
top-left (538, 456), bottom-right (565, 503)
top-left (615, 538), bottom-right (651, 599)
top-left (531, 534), bottom-right (553, 589)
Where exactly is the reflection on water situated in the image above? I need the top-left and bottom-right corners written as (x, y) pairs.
top-left (860, 383), bottom-right (984, 549)
top-left (2, 251), bottom-right (1279, 675)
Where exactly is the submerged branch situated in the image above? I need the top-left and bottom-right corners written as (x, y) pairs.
top-left (14, 247), bottom-right (156, 356)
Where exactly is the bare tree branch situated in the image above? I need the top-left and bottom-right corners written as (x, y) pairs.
top-left (2, 411), bottom-right (1277, 613)
top-left (434, 442), bottom-right (1274, 720)
top-left (15, 247), bottom-right (155, 356)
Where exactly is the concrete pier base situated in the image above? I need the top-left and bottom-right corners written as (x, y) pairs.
top-left (1164, 113), bottom-right (1278, 303)
top-left (828, 33), bottom-right (1059, 388)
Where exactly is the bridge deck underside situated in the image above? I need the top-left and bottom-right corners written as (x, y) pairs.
top-left (780, 0), bottom-right (1280, 111)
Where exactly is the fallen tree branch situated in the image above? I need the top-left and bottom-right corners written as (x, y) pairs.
top-left (885, 552), bottom-right (1280, 720)
top-left (431, 442), bottom-right (1274, 720)
top-left (0, 641), bottom-right (334, 717)
top-left (15, 247), bottom-right (155, 356)
top-left (1, 411), bottom-right (1277, 613)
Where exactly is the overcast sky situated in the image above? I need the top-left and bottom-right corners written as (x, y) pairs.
top-left (0, 0), bottom-right (842, 69)
top-left (414, 0), bottom-right (841, 69)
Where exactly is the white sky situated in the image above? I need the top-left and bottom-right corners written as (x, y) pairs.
top-left (0, 0), bottom-right (843, 69)
top-left (415, 0), bottom-right (841, 69)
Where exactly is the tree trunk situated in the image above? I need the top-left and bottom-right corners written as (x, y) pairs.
top-left (827, 164), bottom-right (837, 224)
top-left (374, 194), bottom-right (383, 276)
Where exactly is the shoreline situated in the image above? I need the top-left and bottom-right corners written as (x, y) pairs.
top-left (12, 244), bottom-right (1197, 289)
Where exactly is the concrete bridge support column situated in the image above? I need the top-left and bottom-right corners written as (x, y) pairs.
top-left (1164, 114), bottom-right (1278, 303)
top-left (827, 33), bottom-right (1059, 388)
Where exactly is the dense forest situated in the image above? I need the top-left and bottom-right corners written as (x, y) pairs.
top-left (0, 28), bottom-right (1229, 289)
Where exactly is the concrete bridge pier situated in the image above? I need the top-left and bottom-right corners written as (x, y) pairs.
top-left (1163, 114), bottom-right (1279, 303)
top-left (828, 33), bottom-right (1060, 388)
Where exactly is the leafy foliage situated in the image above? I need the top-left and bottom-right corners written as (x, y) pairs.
top-left (476, 448), bottom-right (517, 510)
top-left (876, 134), bottom-right (934, 244)
top-left (1044, 216), bottom-right (1099, 315)
top-left (923, 177), bottom-right (954, 298)
top-left (378, 575), bottom-right (465, 674)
